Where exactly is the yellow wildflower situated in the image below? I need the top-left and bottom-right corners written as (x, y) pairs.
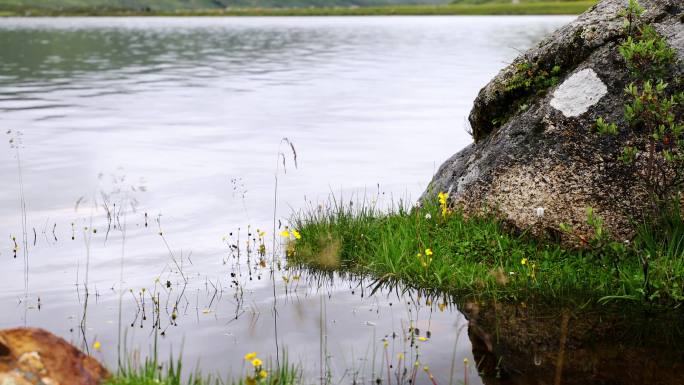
top-left (280, 230), bottom-right (290, 238)
top-left (521, 258), bottom-right (528, 266)
top-left (418, 336), bottom-right (428, 342)
top-left (425, 248), bottom-right (433, 256)
top-left (463, 358), bottom-right (469, 366)
top-left (93, 341), bottom-right (101, 351)
top-left (438, 192), bottom-right (450, 217)
top-left (251, 358), bottom-right (263, 368)
top-left (438, 192), bottom-right (448, 205)
top-left (292, 230), bottom-right (301, 240)
top-left (258, 370), bottom-right (268, 379)
top-left (244, 352), bottom-right (257, 361)
top-left (397, 353), bottom-right (404, 360)
top-left (423, 366), bottom-right (430, 372)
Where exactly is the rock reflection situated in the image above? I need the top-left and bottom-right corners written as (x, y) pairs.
top-left (464, 301), bottom-right (684, 385)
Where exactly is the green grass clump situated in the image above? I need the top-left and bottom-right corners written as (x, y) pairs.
top-left (106, 355), bottom-right (301, 385)
top-left (290, 196), bottom-right (684, 309)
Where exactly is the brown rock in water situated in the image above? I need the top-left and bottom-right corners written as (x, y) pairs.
top-left (0, 328), bottom-right (109, 385)
top-left (424, 0), bottom-right (683, 242)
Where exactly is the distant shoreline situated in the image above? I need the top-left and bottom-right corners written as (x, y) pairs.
top-left (0, 1), bottom-right (596, 17)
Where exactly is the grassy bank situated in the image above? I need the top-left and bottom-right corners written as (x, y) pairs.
top-left (0, 1), bottom-right (596, 16)
top-left (289, 196), bottom-right (684, 309)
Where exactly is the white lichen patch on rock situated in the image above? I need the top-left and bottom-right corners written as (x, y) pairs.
top-left (550, 68), bottom-right (608, 117)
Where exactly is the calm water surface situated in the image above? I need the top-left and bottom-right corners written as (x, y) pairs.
top-left (0, 16), bottom-right (572, 383)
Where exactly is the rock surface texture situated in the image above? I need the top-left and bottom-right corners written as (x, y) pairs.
top-left (0, 328), bottom-right (109, 385)
top-left (425, 0), bottom-right (683, 241)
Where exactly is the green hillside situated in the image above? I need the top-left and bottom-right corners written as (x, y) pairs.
top-left (0, 0), bottom-right (596, 11)
top-left (0, 0), bottom-right (452, 11)
top-left (0, 0), bottom-right (595, 15)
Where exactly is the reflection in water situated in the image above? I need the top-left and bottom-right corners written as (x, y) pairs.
top-left (0, 16), bottom-right (574, 383)
top-left (0, 17), bottom-right (557, 84)
top-left (466, 301), bottom-right (684, 385)
top-left (63, 212), bottom-right (479, 384)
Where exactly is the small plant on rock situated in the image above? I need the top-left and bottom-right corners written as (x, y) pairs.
top-left (595, 0), bottom-right (684, 212)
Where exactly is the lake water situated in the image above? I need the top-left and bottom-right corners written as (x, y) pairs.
top-left (0, 16), bottom-right (573, 384)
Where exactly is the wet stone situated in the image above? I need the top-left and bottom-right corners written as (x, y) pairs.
top-left (0, 328), bottom-right (108, 385)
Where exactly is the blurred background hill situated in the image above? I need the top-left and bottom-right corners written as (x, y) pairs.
top-left (0, 0), bottom-right (589, 12)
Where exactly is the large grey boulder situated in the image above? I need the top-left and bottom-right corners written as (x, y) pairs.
top-left (425, 0), bottom-right (683, 241)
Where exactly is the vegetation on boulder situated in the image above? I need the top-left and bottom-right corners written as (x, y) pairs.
top-left (594, 0), bottom-right (684, 217)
